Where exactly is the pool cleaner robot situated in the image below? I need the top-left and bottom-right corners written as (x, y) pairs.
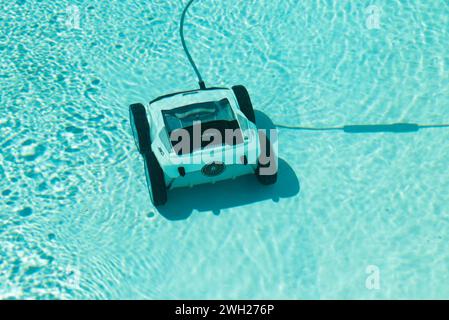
top-left (129, 0), bottom-right (277, 206)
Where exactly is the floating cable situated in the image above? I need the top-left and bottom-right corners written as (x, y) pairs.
top-left (180, 1), bottom-right (449, 133)
top-left (180, 0), bottom-right (206, 89)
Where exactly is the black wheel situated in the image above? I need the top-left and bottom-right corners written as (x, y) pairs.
top-left (232, 85), bottom-right (256, 124)
top-left (143, 150), bottom-right (167, 206)
top-left (255, 132), bottom-right (277, 185)
top-left (129, 103), bottom-right (151, 154)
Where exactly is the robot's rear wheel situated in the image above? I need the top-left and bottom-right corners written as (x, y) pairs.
top-left (232, 85), bottom-right (256, 124)
top-left (129, 103), bottom-right (151, 154)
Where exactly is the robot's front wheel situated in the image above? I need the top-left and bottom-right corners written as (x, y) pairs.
top-left (255, 133), bottom-right (278, 185)
top-left (143, 150), bottom-right (167, 207)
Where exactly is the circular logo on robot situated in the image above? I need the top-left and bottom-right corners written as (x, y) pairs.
top-left (201, 162), bottom-right (225, 177)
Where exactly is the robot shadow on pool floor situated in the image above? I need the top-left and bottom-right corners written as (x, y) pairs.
top-left (157, 111), bottom-right (300, 221)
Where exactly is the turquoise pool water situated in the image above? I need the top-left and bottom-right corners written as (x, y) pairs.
top-left (1, 0), bottom-right (449, 299)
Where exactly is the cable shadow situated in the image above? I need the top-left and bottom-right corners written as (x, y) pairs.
top-left (274, 120), bottom-right (449, 133)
